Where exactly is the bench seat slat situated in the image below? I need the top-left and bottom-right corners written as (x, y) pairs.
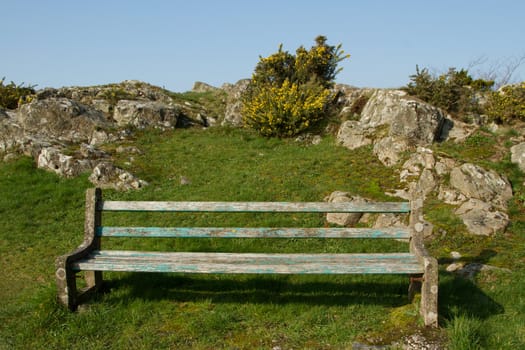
top-left (98, 226), bottom-right (411, 239)
top-left (72, 251), bottom-right (423, 274)
top-left (100, 201), bottom-right (410, 213)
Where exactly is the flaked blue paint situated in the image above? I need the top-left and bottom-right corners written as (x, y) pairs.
top-left (72, 251), bottom-right (424, 274)
top-left (96, 226), bottom-right (411, 239)
top-left (99, 201), bottom-right (410, 213)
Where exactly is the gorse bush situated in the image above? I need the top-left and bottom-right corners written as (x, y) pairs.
top-left (242, 80), bottom-right (331, 137)
top-left (403, 66), bottom-right (493, 116)
top-left (486, 82), bottom-right (525, 123)
top-left (0, 77), bottom-right (36, 109)
top-left (242, 36), bottom-right (349, 137)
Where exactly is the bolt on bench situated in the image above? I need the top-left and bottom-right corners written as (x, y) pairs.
top-left (56, 188), bottom-right (438, 327)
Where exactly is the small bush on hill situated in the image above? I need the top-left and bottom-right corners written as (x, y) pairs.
top-left (485, 82), bottom-right (525, 123)
top-left (0, 77), bottom-right (36, 109)
top-left (403, 66), bottom-right (493, 116)
top-left (242, 36), bottom-right (349, 137)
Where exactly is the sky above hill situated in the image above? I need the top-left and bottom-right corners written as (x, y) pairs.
top-left (2, 0), bottom-right (524, 92)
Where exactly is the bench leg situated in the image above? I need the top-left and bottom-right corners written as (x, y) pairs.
top-left (408, 274), bottom-right (422, 303)
top-left (420, 257), bottom-right (439, 327)
top-left (55, 264), bottom-right (79, 311)
top-left (84, 271), bottom-right (103, 291)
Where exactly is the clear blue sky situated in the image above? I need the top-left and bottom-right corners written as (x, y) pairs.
top-left (2, 0), bottom-right (524, 92)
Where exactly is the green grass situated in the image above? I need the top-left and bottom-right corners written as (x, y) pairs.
top-left (1, 127), bottom-right (524, 349)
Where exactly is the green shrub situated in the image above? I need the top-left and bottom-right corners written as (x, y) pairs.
top-left (242, 36), bottom-right (349, 137)
top-left (486, 82), bottom-right (525, 123)
top-left (0, 77), bottom-right (36, 109)
top-left (403, 66), bottom-right (493, 116)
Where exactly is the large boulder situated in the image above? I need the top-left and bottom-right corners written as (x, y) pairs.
top-left (360, 89), bottom-right (445, 145)
top-left (449, 163), bottom-right (513, 210)
top-left (221, 79), bottom-right (250, 126)
top-left (113, 100), bottom-right (181, 128)
top-left (455, 199), bottom-right (510, 236)
top-left (17, 98), bottom-right (110, 143)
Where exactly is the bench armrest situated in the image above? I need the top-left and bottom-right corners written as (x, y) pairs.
top-left (56, 188), bottom-right (101, 269)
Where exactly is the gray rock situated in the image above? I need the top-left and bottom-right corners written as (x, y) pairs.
top-left (333, 86), bottom-right (375, 118)
top-left (89, 161), bottom-right (148, 191)
top-left (400, 147), bottom-right (436, 182)
top-left (373, 213), bottom-right (408, 229)
top-left (180, 175), bottom-right (192, 185)
top-left (113, 100), bottom-right (181, 129)
top-left (417, 168), bottom-right (437, 198)
top-left (221, 79), bottom-right (250, 126)
top-left (439, 117), bottom-right (478, 142)
top-left (360, 90), bottom-right (407, 128)
top-left (89, 129), bottom-right (117, 146)
top-left (0, 111), bottom-right (24, 153)
top-left (79, 143), bottom-right (109, 159)
top-left (434, 157), bottom-right (457, 177)
top-left (37, 147), bottom-right (93, 177)
top-left (437, 187), bottom-right (467, 205)
top-left (510, 142), bottom-right (525, 172)
top-left (295, 133), bottom-right (322, 145)
top-left (337, 120), bottom-right (372, 150)
top-left (450, 163), bottom-right (512, 210)
top-left (388, 101), bottom-right (444, 145)
top-left (373, 136), bottom-right (409, 167)
top-left (361, 90), bottom-right (445, 145)
top-left (115, 145), bottom-right (143, 154)
top-left (192, 81), bottom-right (220, 93)
top-left (450, 251), bottom-right (462, 260)
top-left (17, 98), bottom-right (110, 143)
top-left (91, 99), bottom-right (113, 117)
top-left (455, 199), bottom-right (510, 235)
top-left (325, 191), bottom-right (368, 226)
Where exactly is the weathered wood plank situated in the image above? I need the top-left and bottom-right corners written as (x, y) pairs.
top-left (73, 251), bottom-right (423, 274)
top-left (97, 226), bottom-right (411, 239)
top-left (99, 201), bottom-right (410, 213)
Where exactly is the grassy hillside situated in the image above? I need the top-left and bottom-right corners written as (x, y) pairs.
top-left (0, 127), bottom-right (524, 349)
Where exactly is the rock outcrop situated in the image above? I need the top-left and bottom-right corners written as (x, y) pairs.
top-left (221, 79), bottom-right (250, 126)
top-left (387, 144), bottom-right (513, 236)
top-left (113, 100), bottom-right (181, 129)
top-left (337, 89), bottom-right (446, 167)
top-left (17, 98), bottom-right (110, 143)
top-left (37, 147), bottom-right (95, 177)
top-left (89, 162), bottom-right (148, 191)
top-left (449, 163), bottom-right (512, 210)
top-left (0, 80), bottom-right (221, 189)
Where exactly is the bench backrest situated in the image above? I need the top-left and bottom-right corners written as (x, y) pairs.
top-left (89, 191), bottom-right (412, 241)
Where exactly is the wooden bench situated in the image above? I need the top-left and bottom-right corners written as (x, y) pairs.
top-left (55, 188), bottom-right (438, 327)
